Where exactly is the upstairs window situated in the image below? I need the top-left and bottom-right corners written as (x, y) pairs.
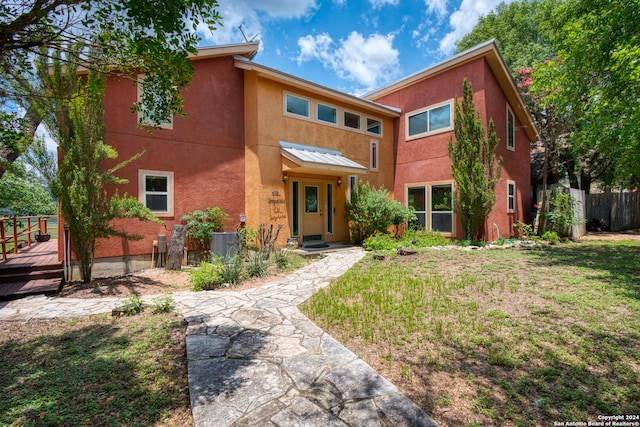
top-left (137, 74), bottom-right (174, 129)
top-left (407, 101), bottom-right (453, 139)
top-left (507, 106), bottom-right (515, 150)
top-left (367, 118), bottom-right (382, 135)
top-left (317, 103), bottom-right (337, 124)
top-left (344, 111), bottom-right (361, 130)
top-left (285, 94), bottom-right (309, 117)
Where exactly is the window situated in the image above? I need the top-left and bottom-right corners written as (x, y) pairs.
top-left (348, 175), bottom-right (358, 202)
top-left (285, 94), bottom-right (309, 117)
top-left (431, 184), bottom-right (453, 233)
top-left (327, 183), bottom-right (334, 234)
top-left (367, 118), bottom-right (382, 135)
top-left (507, 181), bottom-right (516, 212)
top-left (317, 103), bottom-right (337, 124)
top-left (292, 181), bottom-right (300, 236)
top-left (137, 74), bottom-right (173, 129)
top-left (139, 170), bottom-right (174, 216)
top-left (407, 186), bottom-right (426, 229)
top-left (407, 101), bottom-right (453, 138)
top-left (507, 106), bottom-right (515, 150)
top-left (370, 140), bottom-right (379, 171)
top-left (344, 111), bottom-right (360, 130)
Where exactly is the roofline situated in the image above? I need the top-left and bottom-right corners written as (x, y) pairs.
top-left (365, 40), bottom-right (540, 141)
top-left (234, 57), bottom-right (401, 118)
top-left (192, 42), bottom-right (259, 61)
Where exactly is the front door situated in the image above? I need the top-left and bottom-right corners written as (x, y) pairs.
top-left (302, 182), bottom-right (324, 241)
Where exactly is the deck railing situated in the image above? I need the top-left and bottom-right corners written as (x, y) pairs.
top-left (1, 216), bottom-right (51, 261)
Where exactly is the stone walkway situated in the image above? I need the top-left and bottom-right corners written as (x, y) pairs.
top-left (0, 248), bottom-right (438, 427)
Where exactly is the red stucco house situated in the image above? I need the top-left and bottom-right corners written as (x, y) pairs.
top-left (60, 40), bottom-right (537, 278)
top-left (366, 40), bottom-right (538, 241)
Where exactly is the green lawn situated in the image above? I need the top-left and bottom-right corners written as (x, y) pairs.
top-left (302, 240), bottom-right (640, 427)
top-left (0, 312), bottom-right (191, 427)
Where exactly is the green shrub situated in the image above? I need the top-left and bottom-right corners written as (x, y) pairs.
top-left (220, 255), bottom-right (242, 285)
top-left (345, 181), bottom-right (415, 244)
top-left (545, 189), bottom-right (579, 237)
top-left (273, 248), bottom-right (291, 270)
top-left (246, 253), bottom-right (270, 278)
top-left (363, 233), bottom-right (398, 251)
top-left (191, 261), bottom-right (224, 291)
top-left (182, 207), bottom-right (229, 247)
top-left (123, 295), bottom-right (144, 316)
top-left (541, 230), bottom-right (560, 244)
top-left (151, 294), bottom-right (176, 313)
top-left (512, 220), bottom-right (534, 239)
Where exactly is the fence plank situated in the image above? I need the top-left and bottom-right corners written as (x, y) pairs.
top-left (585, 192), bottom-right (640, 232)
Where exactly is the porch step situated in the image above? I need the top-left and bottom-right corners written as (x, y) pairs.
top-left (0, 262), bottom-right (63, 299)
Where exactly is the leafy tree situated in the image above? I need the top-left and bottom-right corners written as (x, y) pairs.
top-left (0, 165), bottom-right (56, 216)
top-left (345, 181), bottom-right (415, 245)
top-left (532, 0), bottom-right (640, 188)
top-left (448, 79), bottom-right (502, 240)
top-left (40, 49), bottom-right (160, 282)
top-left (0, 0), bottom-right (223, 177)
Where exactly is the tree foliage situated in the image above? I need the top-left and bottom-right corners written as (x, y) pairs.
top-left (40, 48), bottom-right (160, 282)
top-left (448, 79), bottom-right (502, 240)
top-left (0, 166), bottom-right (56, 216)
top-left (0, 0), bottom-right (222, 177)
top-left (345, 181), bottom-right (415, 245)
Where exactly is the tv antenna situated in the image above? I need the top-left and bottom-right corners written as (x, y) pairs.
top-left (238, 24), bottom-right (260, 43)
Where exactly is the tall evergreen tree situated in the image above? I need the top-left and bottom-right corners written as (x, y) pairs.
top-left (448, 79), bottom-right (502, 240)
top-left (39, 48), bottom-right (160, 282)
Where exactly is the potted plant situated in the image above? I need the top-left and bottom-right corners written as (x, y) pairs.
top-left (36, 232), bottom-right (51, 242)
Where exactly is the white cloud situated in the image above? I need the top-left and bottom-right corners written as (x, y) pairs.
top-left (197, 0), bottom-right (317, 45)
top-left (425, 0), bottom-right (448, 19)
top-left (369, 0), bottom-right (400, 7)
top-left (297, 31), bottom-right (400, 92)
top-left (439, 0), bottom-right (513, 55)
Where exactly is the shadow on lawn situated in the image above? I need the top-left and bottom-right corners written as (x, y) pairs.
top-left (524, 241), bottom-right (640, 299)
top-left (0, 316), bottom-right (188, 426)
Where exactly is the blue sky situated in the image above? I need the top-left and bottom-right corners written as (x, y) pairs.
top-left (197, 0), bottom-right (512, 95)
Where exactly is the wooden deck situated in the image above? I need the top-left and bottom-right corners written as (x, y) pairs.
top-left (0, 240), bottom-right (63, 299)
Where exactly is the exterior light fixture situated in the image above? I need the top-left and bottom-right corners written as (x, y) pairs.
top-left (282, 173), bottom-right (288, 183)
top-left (337, 177), bottom-right (342, 187)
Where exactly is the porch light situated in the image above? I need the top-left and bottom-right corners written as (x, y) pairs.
top-left (282, 173), bottom-right (288, 183)
top-left (337, 177), bottom-right (342, 187)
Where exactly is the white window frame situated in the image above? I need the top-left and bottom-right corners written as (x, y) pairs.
top-left (370, 139), bottom-right (379, 172)
top-left (366, 117), bottom-right (383, 136)
top-left (507, 180), bottom-right (516, 213)
top-left (139, 170), bottom-right (174, 217)
top-left (136, 74), bottom-right (174, 129)
top-left (406, 99), bottom-right (454, 140)
top-left (284, 93), bottom-right (310, 118)
top-left (405, 181), bottom-right (455, 236)
top-left (317, 102), bottom-right (338, 125)
top-left (343, 110), bottom-right (361, 130)
top-left (506, 105), bottom-right (515, 151)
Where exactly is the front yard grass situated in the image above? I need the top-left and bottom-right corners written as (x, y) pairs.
top-left (0, 312), bottom-right (191, 427)
top-left (301, 240), bottom-right (640, 427)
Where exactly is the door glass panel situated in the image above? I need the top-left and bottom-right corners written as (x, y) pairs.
top-left (327, 183), bottom-right (333, 234)
top-left (292, 181), bottom-right (299, 236)
top-left (305, 186), bottom-right (318, 213)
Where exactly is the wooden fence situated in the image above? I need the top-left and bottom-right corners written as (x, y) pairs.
top-left (585, 191), bottom-right (640, 232)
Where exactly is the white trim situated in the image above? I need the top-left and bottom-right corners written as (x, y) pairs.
top-left (317, 102), bottom-right (338, 125)
top-left (370, 139), bottom-right (379, 172)
top-left (366, 116), bottom-right (383, 136)
top-left (405, 181), bottom-right (455, 236)
top-left (284, 92), bottom-right (311, 119)
top-left (506, 104), bottom-right (515, 151)
top-left (405, 99), bottom-right (454, 140)
top-left (507, 180), bottom-right (516, 213)
top-left (139, 170), bottom-right (174, 217)
top-left (136, 74), bottom-right (174, 130)
top-left (343, 110), bottom-right (361, 130)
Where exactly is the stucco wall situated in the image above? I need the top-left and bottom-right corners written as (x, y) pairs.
top-left (244, 72), bottom-right (396, 243)
top-left (372, 57), bottom-right (531, 240)
top-left (93, 56), bottom-right (246, 259)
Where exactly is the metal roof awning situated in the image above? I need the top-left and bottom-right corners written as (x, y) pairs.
top-left (280, 141), bottom-right (367, 175)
